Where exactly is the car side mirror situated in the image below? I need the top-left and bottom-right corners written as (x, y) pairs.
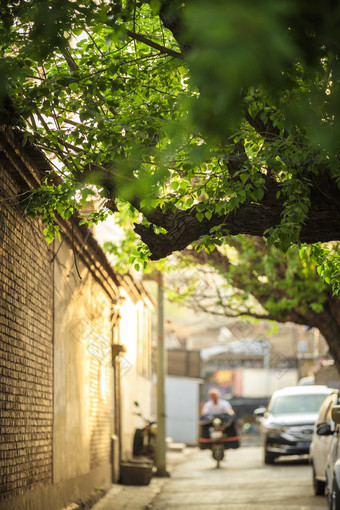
top-left (316, 421), bottom-right (333, 436)
top-left (254, 407), bottom-right (266, 419)
top-left (332, 405), bottom-right (340, 424)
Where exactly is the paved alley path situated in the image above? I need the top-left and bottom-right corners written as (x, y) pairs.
top-left (150, 446), bottom-right (328, 510)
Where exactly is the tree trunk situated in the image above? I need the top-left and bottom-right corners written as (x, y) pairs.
top-left (282, 297), bottom-right (340, 376)
top-left (313, 299), bottom-right (340, 377)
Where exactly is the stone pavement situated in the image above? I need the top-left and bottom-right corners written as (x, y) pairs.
top-left (151, 447), bottom-right (327, 510)
top-left (90, 448), bottom-right (194, 510)
top-left (91, 446), bottom-right (328, 510)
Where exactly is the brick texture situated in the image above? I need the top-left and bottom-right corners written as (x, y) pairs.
top-left (89, 357), bottom-right (112, 470)
top-left (83, 305), bottom-right (113, 470)
top-left (0, 163), bottom-right (53, 500)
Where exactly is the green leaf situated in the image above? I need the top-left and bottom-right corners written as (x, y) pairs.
top-left (69, 82), bottom-right (79, 91)
top-left (150, 0), bottom-right (161, 15)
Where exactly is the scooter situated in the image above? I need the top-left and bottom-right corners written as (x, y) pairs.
top-left (132, 401), bottom-right (157, 460)
top-left (199, 413), bottom-right (240, 468)
top-left (210, 416), bottom-right (228, 468)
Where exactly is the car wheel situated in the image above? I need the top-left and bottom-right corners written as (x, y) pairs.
top-left (329, 478), bottom-right (340, 510)
top-left (312, 464), bottom-right (325, 496)
top-left (264, 448), bottom-right (276, 465)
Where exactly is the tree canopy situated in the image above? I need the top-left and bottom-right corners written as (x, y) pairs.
top-left (2, 0), bottom-right (340, 289)
top-left (175, 239), bottom-right (328, 323)
top-left (169, 238), bottom-right (340, 366)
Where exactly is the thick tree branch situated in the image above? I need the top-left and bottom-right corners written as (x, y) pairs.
top-left (134, 195), bottom-right (340, 260)
top-left (225, 140), bottom-right (249, 177)
top-left (158, 0), bottom-right (190, 53)
top-left (245, 110), bottom-right (281, 141)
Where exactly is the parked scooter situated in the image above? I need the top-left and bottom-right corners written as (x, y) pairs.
top-left (132, 401), bottom-right (157, 460)
top-left (199, 413), bottom-right (240, 468)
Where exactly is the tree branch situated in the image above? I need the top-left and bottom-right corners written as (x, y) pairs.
top-left (181, 247), bottom-right (232, 273)
top-left (134, 202), bottom-right (281, 260)
top-left (126, 30), bottom-right (183, 59)
top-left (134, 189), bottom-right (340, 260)
top-left (245, 110), bottom-right (282, 141)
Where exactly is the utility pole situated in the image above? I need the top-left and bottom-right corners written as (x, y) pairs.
top-left (154, 271), bottom-right (169, 477)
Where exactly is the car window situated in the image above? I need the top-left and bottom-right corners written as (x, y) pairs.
top-left (270, 393), bottom-right (329, 415)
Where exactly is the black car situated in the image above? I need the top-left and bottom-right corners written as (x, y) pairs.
top-left (255, 385), bottom-right (334, 465)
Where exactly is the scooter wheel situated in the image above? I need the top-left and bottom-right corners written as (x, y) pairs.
top-left (212, 447), bottom-right (224, 462)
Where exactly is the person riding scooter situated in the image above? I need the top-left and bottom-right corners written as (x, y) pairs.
top-left (202, 388), bottom-right (234, 416)
top-left (199, 388), bottom-right (240, 467)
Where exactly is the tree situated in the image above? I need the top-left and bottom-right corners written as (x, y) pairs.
top-left (169, 238), bottom-right (340, 369)
top-left (2, 0), bottom-right (340, 365)
top-left (2, 1), bottom-right (340, 268)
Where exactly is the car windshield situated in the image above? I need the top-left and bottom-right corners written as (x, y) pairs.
top-left (270, 394), bottom-right (328, 415)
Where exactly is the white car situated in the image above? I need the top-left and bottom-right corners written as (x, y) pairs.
top-left (324, 405), bottom-right (340, 509)
top-left (309, 389), bottom-right (339, 495)
top-left (255, 385), bottom-right (334, 465)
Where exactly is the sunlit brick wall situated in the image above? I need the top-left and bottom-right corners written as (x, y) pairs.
top-left (89, 359), bottom-right (112, 470)
top-left (53, 245), bottom-right (114, 478)
top-left (0, 160), bottom-right (53, 501)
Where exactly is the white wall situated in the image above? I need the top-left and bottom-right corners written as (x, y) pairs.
top-left (241, 368), bottom-right (298, 397)
top-left (166, 376), bottom-right (202, 445)
top-left (119, 290), bottom-right (153, 460)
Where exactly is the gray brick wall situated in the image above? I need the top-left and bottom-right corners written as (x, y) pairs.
top-left (0, 165), bottom-right (53, 500)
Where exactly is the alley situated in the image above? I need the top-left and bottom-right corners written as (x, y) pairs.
top-left (150, 446), bottom-right (327, 510)
top-left (92, 446), bottom-right (328, 510)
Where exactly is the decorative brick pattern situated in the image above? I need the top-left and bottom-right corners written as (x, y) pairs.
top-left (83, 297), bottom-right (113, 470)
top-left (0, 165), bottom-right (53, 500)
top-left (89, 358), bottom-right (112, 470)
